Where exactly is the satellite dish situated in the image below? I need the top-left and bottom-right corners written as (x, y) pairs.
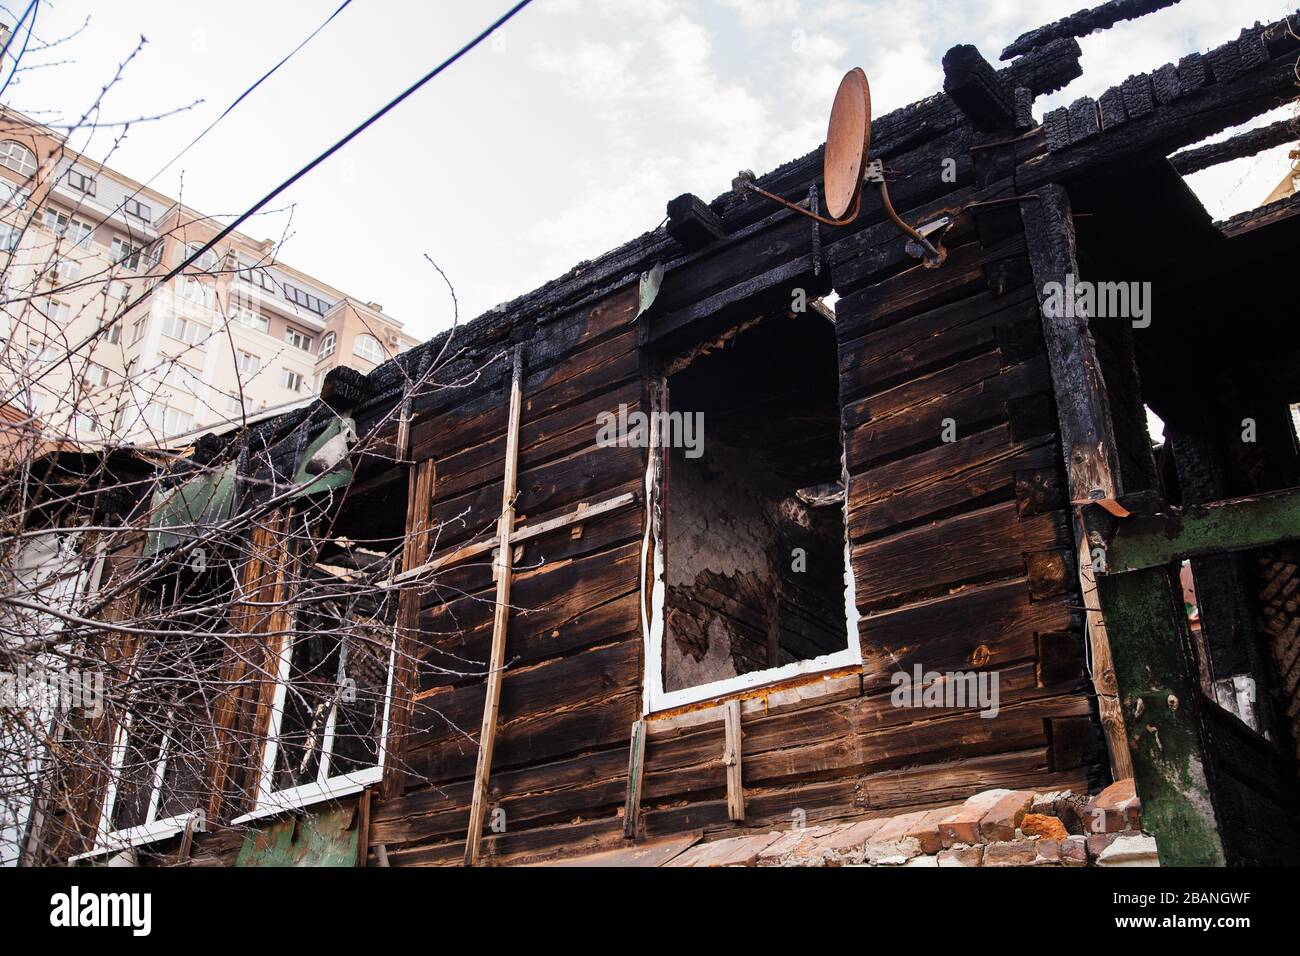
top-left (732, 67), bottom-right (944, 266)
top-left (824, 68), bottom-right (871, 220)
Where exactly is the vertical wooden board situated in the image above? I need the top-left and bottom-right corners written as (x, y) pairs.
top-left (724, 700), bottom-right (745, 821)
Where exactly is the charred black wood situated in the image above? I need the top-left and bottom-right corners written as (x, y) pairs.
top-left (1001, 0), bottom-right (1181, 61)
top-left (1170, 117), bottom-right (1300, 175)
top-left (943, 45), bottom-right (1014, 132)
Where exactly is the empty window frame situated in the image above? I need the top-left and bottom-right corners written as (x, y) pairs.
top-left (642, 314), bottom-right (859, 711)
top-left (245, 574), bottom-right (396, 816)
top-left (93, 569), bottom-right (230, 852)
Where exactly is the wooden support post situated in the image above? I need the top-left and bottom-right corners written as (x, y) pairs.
top-left (355, 789), bottom-right (372, 868)
top-left (464, 346), bottom-right (526, 867)
top-left (382, 458), bottom-right (436, 799)
top-left (1022, 183), bottom-right (1225, 866)
top-left (724, 699), bottom-right (744, 822)
top-left (623, 719), bottom-right (646, 839)
top-left (1020, 182), bottom-right (1132, 781)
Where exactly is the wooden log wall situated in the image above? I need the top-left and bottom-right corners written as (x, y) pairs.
top-left (368, 285), bottom-right (648, 865)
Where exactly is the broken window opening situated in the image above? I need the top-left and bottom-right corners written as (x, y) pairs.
top-left (247, 541), bottom-right (397, 820)
top-left (646, 311), bottom-right (859, 711)
top-left (94, 564), bottom-right (229, 853)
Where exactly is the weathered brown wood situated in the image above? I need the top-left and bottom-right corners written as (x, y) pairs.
top-left (723, 700), bottom-right (744, 821)
top-left (382, 461), bottom-right (435, 799)
top-left (465, 347), bottom-right (525, 866)
top-left (623, 719), bottom-right (646, 838)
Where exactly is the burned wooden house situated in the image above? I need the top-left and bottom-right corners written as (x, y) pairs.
top-left (19, 2), bottom-right (1300, 867)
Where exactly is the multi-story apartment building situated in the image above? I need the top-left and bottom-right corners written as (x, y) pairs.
top-left (0, 107), bottom-right (419, 447)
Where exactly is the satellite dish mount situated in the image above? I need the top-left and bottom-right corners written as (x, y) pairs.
top-left (735, 68), bottom-right (945, 267)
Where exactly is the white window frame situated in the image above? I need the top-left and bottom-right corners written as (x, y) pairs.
top-left (234, 623), bottom-right (397, 824)
top-left (89, 709), bottom-right (203, 854)
top-left (318, 331), bottom-right (336, 358)
top-left (639, 382), bottom-right (862, 714)
top-left (281, 368), bottom-right (305, 392)
top-left (0, 140), bottom-right (36, 178)
top-left (352, 333), bottom-right (384, 363)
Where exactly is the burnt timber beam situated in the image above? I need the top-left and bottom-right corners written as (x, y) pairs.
top-left (943, 45), bottom-right (1015, 132)
top-left (1020, 183), bottom-right (1132, 781)
top-left (1105, 486), bottom-right (1300, 572)
top-left (1018, 16), bottom-right (1300, 188)
top-left (1001, 0), bottom-right (1181, 60)
top-left (1023, 183), bottom-right (1226, 866)
top-left (666, 192), bottom-right (727, 249)
top-left (1170, 117), bottom-right (1299, 175)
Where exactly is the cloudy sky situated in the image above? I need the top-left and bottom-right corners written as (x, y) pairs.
top-left (3, 0), bottom-right (1295, 340)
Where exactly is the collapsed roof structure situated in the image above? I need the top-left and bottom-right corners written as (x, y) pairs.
top-left (9, 0), bottom-right (1300, 867)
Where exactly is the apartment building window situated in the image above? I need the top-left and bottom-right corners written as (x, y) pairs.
top-left (225, 394), bottom-right (242, 415)
top-left (283, 283), bottom-right (328, 315)
top-left (66, 169), bottom-right (97, 195)
top-left (352, 334), bottom-right (385, 364)
top-left (237, 264), bottom-right (277, 293)
top-left (318, 331), bottom-right (336, 358)
top-left (184, 243), bottom-right (221, 274)
top-left (180, 276), bottom-right (213, 307)
top-left (139, 403), bottom-right (194, 436)
top-left (0, 223), bottom-right (21, 252)
top-left (124, 198), bottom-right (151, 221)
top-left (0, 179), bottom-right (28, 209)
top-left (284, 326), bottom-right (313, 353)
top-left (84, 362), bottom-right (111, 388)
top-left (46, 300), bottom-right (70, 323)
top-left (111, 237), bottom-right (144, 271)
top-left (234, 306), bottom-right (268, 334)
top-left (281, 369), bottom-right (305, 393)
top-left (26, 341), bottom-right (59, 365)
top-left (237, 350), bottom-right (260, 374)
top-left (129, 317), bottom-right (148, 345)
top-left (44, 210), bottom-right (93, 249)
top-left (0, 140), bottom-right (37, 178)
top-left (161, 313), bottom-right (208, 348)
top-left (53, 258), bottom-right (81, 282)
top-left (108, 279), bottom-right (128, 301)
top-left (106, 323), bottom-right (122, 345)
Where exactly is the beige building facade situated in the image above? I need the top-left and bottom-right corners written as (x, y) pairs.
top-left (0, 108), bottom-right (419, 447)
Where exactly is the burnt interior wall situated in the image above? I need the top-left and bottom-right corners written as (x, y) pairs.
top-left (663, 315), bottom-right (848, 692)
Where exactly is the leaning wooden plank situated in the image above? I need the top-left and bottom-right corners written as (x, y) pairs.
top-left (724, 699), bottom-right (745, 821)
top-left (386, 490), bottom-right (637, 584)
top-left (464, 346), bottom-right (526, 867)
top-left (623, 719), bottom-right (646, 839)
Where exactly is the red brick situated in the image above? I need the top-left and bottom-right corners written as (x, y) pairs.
top-left (1061, 835), bottom-right (1088, 866)
top-left (979, 790), bottom-right (1035, 842)
top-left (983, 840), bottom-right (1038, 866)
top-left (905, 806), bottom-right (958, 855)
top-left (938, 789), bottom-right (1010, 847)
top-left (1021, 813), bottom-right (1069, 841)
top-left (1085, 778), bottom-right (1141, 833)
